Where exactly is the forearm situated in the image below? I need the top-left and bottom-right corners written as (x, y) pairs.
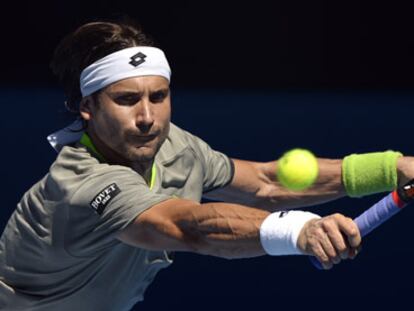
top-left (207, 158), bottom-right (346, 211)
top-left (265, 158), bottom-right (346, 208)
top-left (121, 199), bottom-right (270, 259)
top-left (183, 202), bottom-right (270, 259)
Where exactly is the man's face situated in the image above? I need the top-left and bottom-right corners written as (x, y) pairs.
top-left (81, 76), bottom-right (171, 165)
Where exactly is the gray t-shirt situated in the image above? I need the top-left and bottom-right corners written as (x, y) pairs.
top-left (0, 123), bottom-right (234, 311)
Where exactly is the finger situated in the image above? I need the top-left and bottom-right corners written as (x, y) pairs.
top-left (310, 240), bottom-right (333, 270)
top-left (318, 230), bottom-right (340, 264)
top-left (308, 232), bottom-right (332, 269)
top-left (322, 219), bottom-right (342, 264)
top-left (339, 232), bottom-right (352, 260)
top-left (349, 245), bottom-right (363, 260)
top-left (336, 216), bottom-right (361, 248)
top-left (323, 225), bottom-right (348, 262)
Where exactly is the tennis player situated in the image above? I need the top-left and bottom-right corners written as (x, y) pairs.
top-left (1, 20), bottom-right (413, 310)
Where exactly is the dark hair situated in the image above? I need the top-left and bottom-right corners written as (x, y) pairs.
top-left (50, 19), bottom-right (155, 115)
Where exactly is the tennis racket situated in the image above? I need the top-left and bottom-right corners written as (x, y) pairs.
top-left (310, 178), bottom-right (414, 269)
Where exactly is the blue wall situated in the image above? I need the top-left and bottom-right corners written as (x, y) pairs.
top-left (1, 88), bottom-right (413, 310)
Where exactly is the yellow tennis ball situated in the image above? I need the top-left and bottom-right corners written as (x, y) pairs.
top-left (277, 148), bottom-right (319, 191)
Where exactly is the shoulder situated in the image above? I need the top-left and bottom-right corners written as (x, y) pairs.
top-left (53, 144), bottom-right (136, 175)
top-left (157, 123), bottom-right (212, 162)
top-left (164, 123), bottom-right (196, 148)
top-left (47, 145), bottom-right (144, 201)
top-left (157, 123), bottom-right (197, 162)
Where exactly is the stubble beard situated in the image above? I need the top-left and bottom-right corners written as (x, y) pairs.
top-left (124, 125), bottom-right (169, 164)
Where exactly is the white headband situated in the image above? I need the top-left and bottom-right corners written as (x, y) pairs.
top-left (80, 46), bottom-right (171, 97)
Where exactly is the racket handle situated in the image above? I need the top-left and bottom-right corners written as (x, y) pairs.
top-left (310, 256), bottom-right (324, 269)
top-left (310, 192), bottom-right (403, 269)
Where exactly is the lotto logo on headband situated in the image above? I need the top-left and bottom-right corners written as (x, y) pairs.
top-left (129, 52), bottom-right (147, 67)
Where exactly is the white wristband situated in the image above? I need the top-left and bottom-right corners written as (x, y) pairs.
top-left (259, 211), bottom-right (321, 256)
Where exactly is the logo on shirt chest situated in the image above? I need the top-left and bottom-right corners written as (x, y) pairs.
top-left (90, 183), bottom-right (121, 215)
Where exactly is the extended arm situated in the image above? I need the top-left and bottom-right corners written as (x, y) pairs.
top-left (205, 156), bottom-right (414, 212)
top-left (205, 158), bottom-right (345, 211)
top-left (117, 198), bottom-right (360, 268)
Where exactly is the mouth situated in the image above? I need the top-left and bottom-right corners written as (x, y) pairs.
top-left (131, 134), bottom-right (157, 143)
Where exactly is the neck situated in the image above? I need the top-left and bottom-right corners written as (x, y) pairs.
top-left (131, 162), bottom-right (153, 184)
top-left (85, 129), bottom-right (154, 185)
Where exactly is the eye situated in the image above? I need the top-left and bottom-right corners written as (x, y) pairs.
top-left (115, 94), bottom-right (141, 106)
top-left (149, 90), bottom-right (169, 103)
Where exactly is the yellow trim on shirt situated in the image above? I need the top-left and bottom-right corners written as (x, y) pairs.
top-left (149, 163), bottom-right (157, 190)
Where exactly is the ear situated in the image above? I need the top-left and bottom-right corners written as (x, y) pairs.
top-left (79, 96), bottom-right (94, 121)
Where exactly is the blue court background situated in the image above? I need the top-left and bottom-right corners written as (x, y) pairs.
top-left (1, 88), bottom-right (413, 310)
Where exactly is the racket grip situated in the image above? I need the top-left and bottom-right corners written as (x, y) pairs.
top-left (309, 192), bottom-right (402, 269)
top-left (310, 256), bottom-right (324, 269)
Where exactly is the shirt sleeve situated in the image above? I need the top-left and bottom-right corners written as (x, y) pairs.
top-left (181, 129), bottom-right (235, 193)
top-left (64, 166), bottom-right (172, 257)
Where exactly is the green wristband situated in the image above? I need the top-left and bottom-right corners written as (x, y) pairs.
top-left (342, 150), bottom-right (403, 198)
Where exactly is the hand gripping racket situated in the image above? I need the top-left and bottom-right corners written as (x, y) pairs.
top-left (310, 178), bottom-right (414, 269)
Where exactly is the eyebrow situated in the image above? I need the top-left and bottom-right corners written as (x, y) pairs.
top-left (109, 91), bottom-right (142, 98)
top-left (108, 88), bottom-right (170, 97)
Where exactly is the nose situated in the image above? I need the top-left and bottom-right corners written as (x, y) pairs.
top-left (135, 99), bottom-right (154, 133)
